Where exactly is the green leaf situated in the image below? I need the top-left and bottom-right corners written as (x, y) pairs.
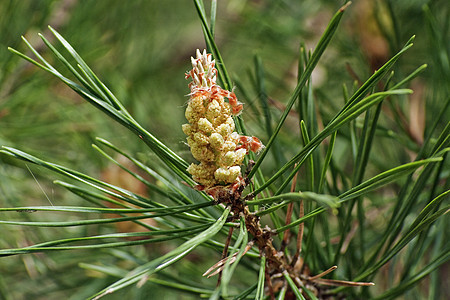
top-left (219, 217), bottom-right (248, 297)
top-left (89, 208), bottom-right (230, 299)
top-left (283, 271), bottom-right (305, 300)
top-left (9, 30), bottom-right (190, 181)
top-left (274, 158), bottom-right (443, 234)
top-left (247, 191), bottom-right (339, 209)
top-left (249, 2), bottom-right (351, 179)
top-left (255, 256), bottom-right (266, 300)
top-left (318, 131), bottom-right (337, 193)
top-left (252, 88), bottom-right (414, 196)
top-left (353, 204), bottom-right (449, 282)
top-left (0, 223), bottom-right (210, 256)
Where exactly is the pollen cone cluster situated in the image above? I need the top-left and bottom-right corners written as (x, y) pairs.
top-left (183, 49), bottom-right (263, 187)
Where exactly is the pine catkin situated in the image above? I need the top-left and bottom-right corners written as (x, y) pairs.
top-left (183, 49), bottom-right (263, 188)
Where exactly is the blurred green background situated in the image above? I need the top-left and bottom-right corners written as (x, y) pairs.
top-left (0, 0), bottom-right (448, 299)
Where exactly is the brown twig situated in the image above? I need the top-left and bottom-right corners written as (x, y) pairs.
top-left (203, 241), bottom-right (254, 278)
top-left (290, 196), bottom-right (304, 267)
top-left (208, 156), bottom-right (373, 298)
top-left (313, 278), bottom-right (374, 287)
top-left (264, 254), bottom-right (276, 300)
top-left (281, 164), bottom-right (300, 251)
top-left (340, 220), bottom-right (358, 254)
top-left (308, 265), bottom-right (337, 281)
top-left (345, 62), bottom-right (362, 85)
top-left (216, 226), bottom-right (234, 285)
